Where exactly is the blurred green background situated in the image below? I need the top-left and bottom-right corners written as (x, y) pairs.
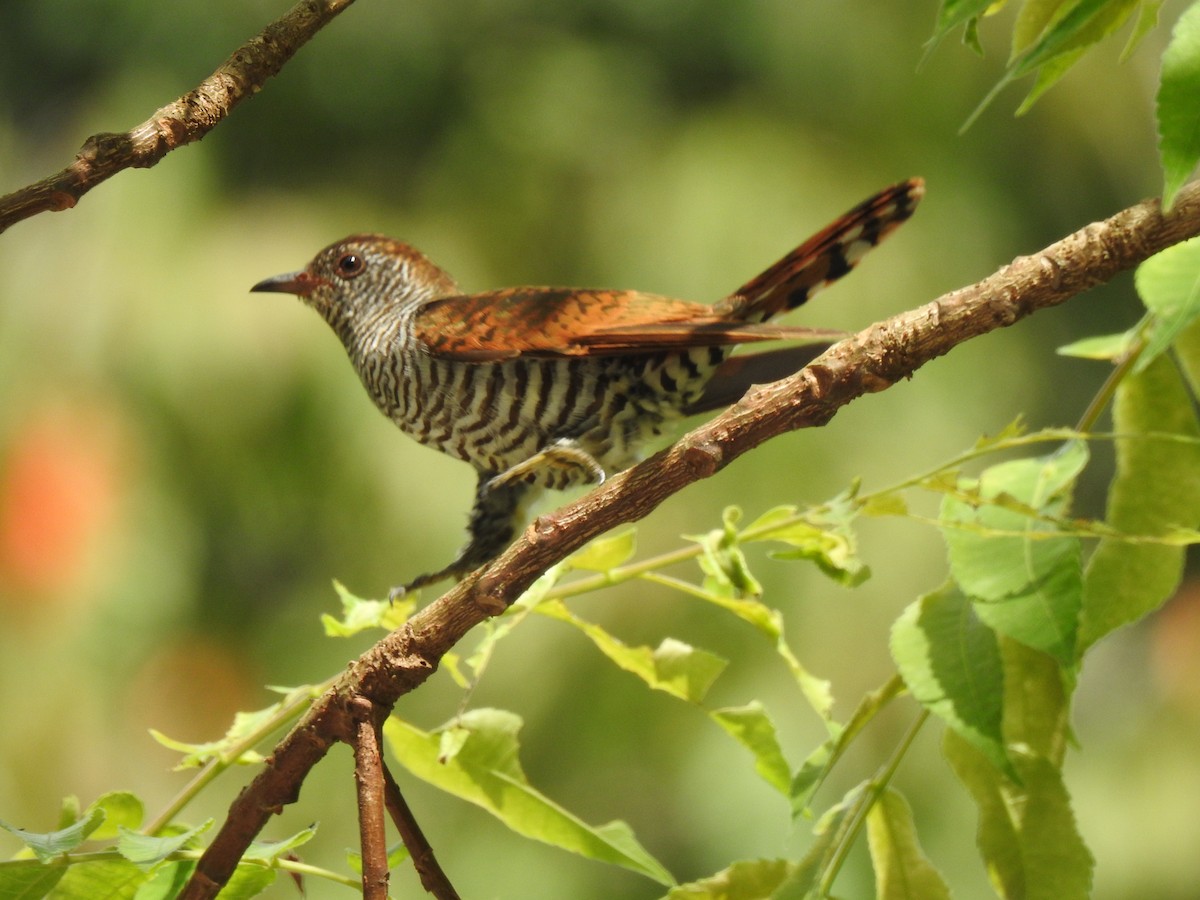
top-left (1, 2), bottom-right (1197, 897)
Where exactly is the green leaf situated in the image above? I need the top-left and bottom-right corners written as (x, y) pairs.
top-left (150, 684), bottom-right (316, 768)
top-left (690, 507), bottom-right (763, 598)
top-left (1055, 330), bottom-right (1135, 359)
top-left (758, 513), bottom-right (873, 592)
top-left (244, 825), bottom-right (316, 863)
top-left (133, 861), bottom-right (195, 900)
top-left (0, 863), bottom-right (66, 898)
top-left (0, 808), bottom-right (105, 862)
top-left (384, 710), bottom-right (674, 885)
top-left (213, 863), bottom-right (276, 899)
top-left (710, 703), bottom-right (791, 796)
top-left (866, 788), bottom-right (952, 900)
top-left (1134, 235), bottom-right (1200, 369)
top-left (321, 580), bottom-right (414, 637)
top-left (1011, 0), bottom-right (1132, 77)
top-left (789, 676), bottom-right (904, 818)
top-left (664, 858), bottom-right (798, 899)
top-left (86, 794), bottom-right (144, 842)
top-left (1158, 0), bottom-right (1200, 207)
top-left (1122, 0), bottom-right (1164, 61)
top-left (116, 821), bottom-right (212, 871)
top-left (930, 0), bottom-right (1005, 44)
top-left (774, 783), bottom-right (864, 899)
top-left (569, 529), bottom-right (637, 571)
top-left (347, 842), bottom-right (410, 875)
top-left (1176, 312), bottom-right (1200, 393)
top-left (941, 442), bottom-right (1087, 664)
top-left (643, 571), bottom-right (834, 722)
top-left (47, 858), bottom-right (147, 900)
top-left (539, 600), bottom-right (726, 702)
top-left (891, 583), bottom-right (1010, 775)
top-left (1080, 354), bottom-right (1200, 649)
top-left (944, 731), bottom-right (1093, 899)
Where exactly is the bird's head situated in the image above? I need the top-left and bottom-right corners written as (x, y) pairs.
top-left (251, 235), bottom-right (459, 332)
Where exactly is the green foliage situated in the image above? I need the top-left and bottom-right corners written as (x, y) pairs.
top-left (931, 0), bottom-right (1200, 202)
top-left (383, 711), bottom-right (675, 885)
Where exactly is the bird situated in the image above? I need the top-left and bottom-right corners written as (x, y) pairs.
top-left (251, 178), bottom-right (924, 593)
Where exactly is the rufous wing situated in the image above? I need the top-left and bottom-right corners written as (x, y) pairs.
top-left (413, 288), bottom-right (837, 361)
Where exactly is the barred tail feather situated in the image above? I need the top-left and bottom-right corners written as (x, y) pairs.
top-left (715, 177), bottom-right (924, 323)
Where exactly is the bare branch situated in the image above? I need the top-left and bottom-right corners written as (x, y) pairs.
top-left (180, 181), bottom-right (1200, 897)
top-left (0, 0), bottom-right (356, 234)
top-left (383, 761), bottom-right (462, 899)
top-left (350, 698), bottom-right (390, 900)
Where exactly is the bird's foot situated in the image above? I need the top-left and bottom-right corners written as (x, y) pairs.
top-left (487, 440), bottom-right (606, 492)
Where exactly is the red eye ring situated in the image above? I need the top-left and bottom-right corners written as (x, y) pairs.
top-left (336, 252), bottom-right (365, 278)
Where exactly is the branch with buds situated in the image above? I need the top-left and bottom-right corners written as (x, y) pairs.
top-left (177, 180), bottom-right (1200, 898)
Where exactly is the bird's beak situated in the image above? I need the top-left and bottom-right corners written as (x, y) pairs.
top-left (250, 270), bottom-right (319, 297)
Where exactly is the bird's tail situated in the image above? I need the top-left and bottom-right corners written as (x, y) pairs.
top-left (714, 177), bottom-right (924, 323)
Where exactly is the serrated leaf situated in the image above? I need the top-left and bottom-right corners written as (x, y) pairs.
top-left (944, 731), bottom-right (1093, 899)
top-left (665, 858), bottom-right (798, 899)
top-left (1134, 235), bottom-right (1200, 369)
top-left (642, 572), bottom-right (834, 722)
top-left (891, 583), bottom-right (1010, 776)
top-left (1081, 354), bottom-right (1200, 650)
top-left (1055, 330), bottom-right (1135, 359)
top-left (941, 442), bottom-right (1087, 664)
top-left (244, 826), bottom-right (316, 863)
top-left (1158, 1), bottom-right (1200, 207)
top-left (86, 794), bottom-right (144, 842)
top-left (539, 600), bottom-right (726, 702)
top-left (384, 711), bottom-right (674, 885)
top-left (116, 821), bottom-right (212, 871)
top-left (321, 580), bottom-right (414, 637)
top-left (710, 704), bottom-right (792, 796)
top-left (569, 529), bottom-right (637, 571)
top-left (867, 788), bottom-right (952, 900)
top-left (790, 676), bottom-right (904, 818)
top-left (0, 808), bottom-right (105, 862)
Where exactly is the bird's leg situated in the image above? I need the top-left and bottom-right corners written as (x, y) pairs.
top-left (486, 439), bottom-right (606, 492)
top-left (390, 475), bottom-right (534, 599)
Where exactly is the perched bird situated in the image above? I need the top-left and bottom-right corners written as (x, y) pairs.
top-left (252, 178), bottom-right (923, 592)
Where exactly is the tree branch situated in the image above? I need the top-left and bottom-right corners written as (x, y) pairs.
top-left (180, 180), bottom-right (1200, 897)
top-left (350, 698), bottom-right (390, 900)
top-left (0, 0), bottom-right (356, 235)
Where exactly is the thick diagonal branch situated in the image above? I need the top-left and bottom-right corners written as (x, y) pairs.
top-left (179, 180), bottom-right (1200, 898)
top-left (0, 0), bottom-right (356, 234)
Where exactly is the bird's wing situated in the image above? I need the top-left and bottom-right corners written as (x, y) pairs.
top-left (413, 288), bottom-right (840, 361)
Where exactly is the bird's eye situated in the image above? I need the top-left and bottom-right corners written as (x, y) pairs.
top-left (335, 252), bottom-right (365, 278)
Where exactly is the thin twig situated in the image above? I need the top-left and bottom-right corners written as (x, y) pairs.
top-left (178, 182), bottom-right (1200, 898)
top-left (350, 698), bottom-right (390, 900)
top-left (0, 0), bottom-right (357, 234)
top-left (382, 760), bottom-right (462, 899)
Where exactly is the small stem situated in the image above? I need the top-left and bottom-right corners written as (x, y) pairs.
top-left (819, 709), bottom-right (930, 896)
top-left (1075, 325), bottom-right (1148, 433)
top-left (144, 681), bottom-right (330, 836)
